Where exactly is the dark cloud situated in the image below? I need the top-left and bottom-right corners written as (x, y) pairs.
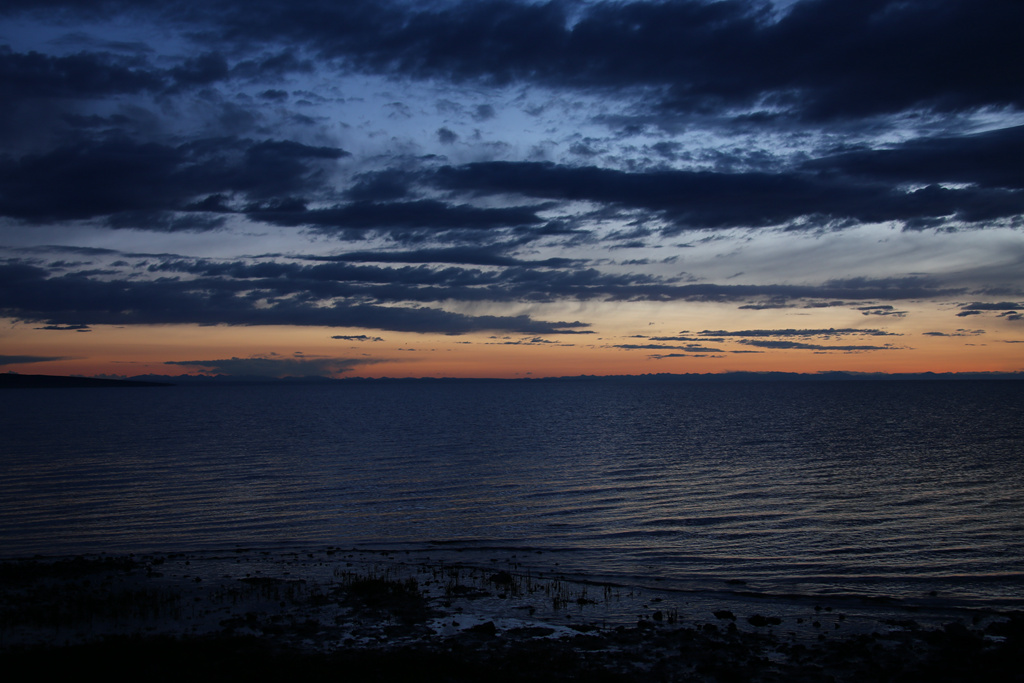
top-left (569, 141), bottom-right (600, 157)
top-left (0, 47), bottom-right (165, 100)
top-left (436, 127), bottom-right (459, 144)
top-left (47, 31), bottom-right (155, 55)
top-left (490, 337), bottom-right (564, 346)
top-left (2, 1), bottom-right (1020, 127)
top-left (34, 323), bottom-right (91, 331)
top-left (0, 137), bottom-right (349, 224)
top-left (649, 336), bottom-right (723, 343)
top-left (614, 344), bottom-right (724, 352)
top-left (580, 278), bottom-right (962, 305)
top-left (923, 329), bottom-right (984, 337)
top-left (0, 44), bottom-right (308, 153)
top-left (698, 328), bottom-right (900, 337)
top-left (805, 125), bottom-right (1024, 191)
top-left (106, 210), bottom-right (228, 232)
top-left (231, 50), bottom-right (314, 80)
top-left (164, 355), bottom-right (377, 377)
top-left (1, 2), bottom-right (1019, 242)
top-left (169, 0), bottom-right (1022, 122)
top-left (0, 41), bottom-right (309, 106)
top-left (858, 305), bottom-right (906, 318)
top-left (247, 199), bottom-right (546, 236)
top-left (473, 104), bottom-right (496, 121)
top-left (738, 302), bottom-right (793, 310)
top-left (168, 52), bottom-right (229, 89)
top-left (303, 247), bottom-right (579, 268)
top-left (959, 302), bottom-right (1022, 311)
top-left (344, 170), bottom-right (416, 202)
top-left (737, 340), bottom-right (897, 351)
top-left (0, 354), bottom-right (70, 365)
top-left (0, 261), bottom-right (590, 334)
top-left (331, 335), bottom-right (384, 342)
top-left (144, 256), bottom-right (658, 306)
top-left (147, 257), bottom-right (508, 292)
top-left (434, 161), bottom-right (1024, 232)
top-left (0, 139), bottom-right (187, 221)
top-left (955, 302), bottom-right (1023, 320)
top-left (0, 251), bottom-right (971, 338)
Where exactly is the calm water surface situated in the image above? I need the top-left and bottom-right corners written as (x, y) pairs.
top-left (2, 380), bottom-right (1022, 608)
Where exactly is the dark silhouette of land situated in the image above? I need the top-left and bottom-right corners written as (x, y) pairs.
top-left (109, 370), bottom-right (1024, 385)
top-left (0, 373), bottom-right (171, 389)
top-left (3, 370), bottom-right (1022, 388)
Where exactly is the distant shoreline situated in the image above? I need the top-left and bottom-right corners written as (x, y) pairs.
top-left (3, 370), bottom-right (1023, 387)
top-left (0, 373), bottom-right (172, 389)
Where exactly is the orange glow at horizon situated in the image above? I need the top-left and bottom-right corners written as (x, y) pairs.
top-left (4, 311), bottom-right (1022, 379)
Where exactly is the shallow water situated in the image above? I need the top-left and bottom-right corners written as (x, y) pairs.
top-left (2, 379), bottom-right (1022, 609)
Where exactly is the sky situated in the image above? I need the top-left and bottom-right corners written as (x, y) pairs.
top-left (1, 0), bottom-right (1022, 380)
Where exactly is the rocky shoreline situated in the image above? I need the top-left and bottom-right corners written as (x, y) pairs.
top-left (2, 549), bottom-right (1021, 681)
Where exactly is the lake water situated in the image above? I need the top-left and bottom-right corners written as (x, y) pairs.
top-left (2, 379), bottom-right (1023, 611)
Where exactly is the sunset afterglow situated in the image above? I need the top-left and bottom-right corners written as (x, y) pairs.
top-left (2, 0), bottom-right (1022, 380)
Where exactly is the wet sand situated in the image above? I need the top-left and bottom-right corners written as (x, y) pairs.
top-left (2, 549), bottom-right (1021, 681)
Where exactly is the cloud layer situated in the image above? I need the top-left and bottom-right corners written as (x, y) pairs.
top-left (1, 0), bottom-right (1021, 375)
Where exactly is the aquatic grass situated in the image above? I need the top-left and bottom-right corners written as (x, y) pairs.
top-left (334, 569), bottom-right (433, 624)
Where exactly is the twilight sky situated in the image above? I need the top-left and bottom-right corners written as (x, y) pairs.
top-left (1, 0), bottom-right (1022, 379)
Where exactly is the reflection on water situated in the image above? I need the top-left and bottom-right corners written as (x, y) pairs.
top-left (2, 380), bottom-right (1023, 607)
